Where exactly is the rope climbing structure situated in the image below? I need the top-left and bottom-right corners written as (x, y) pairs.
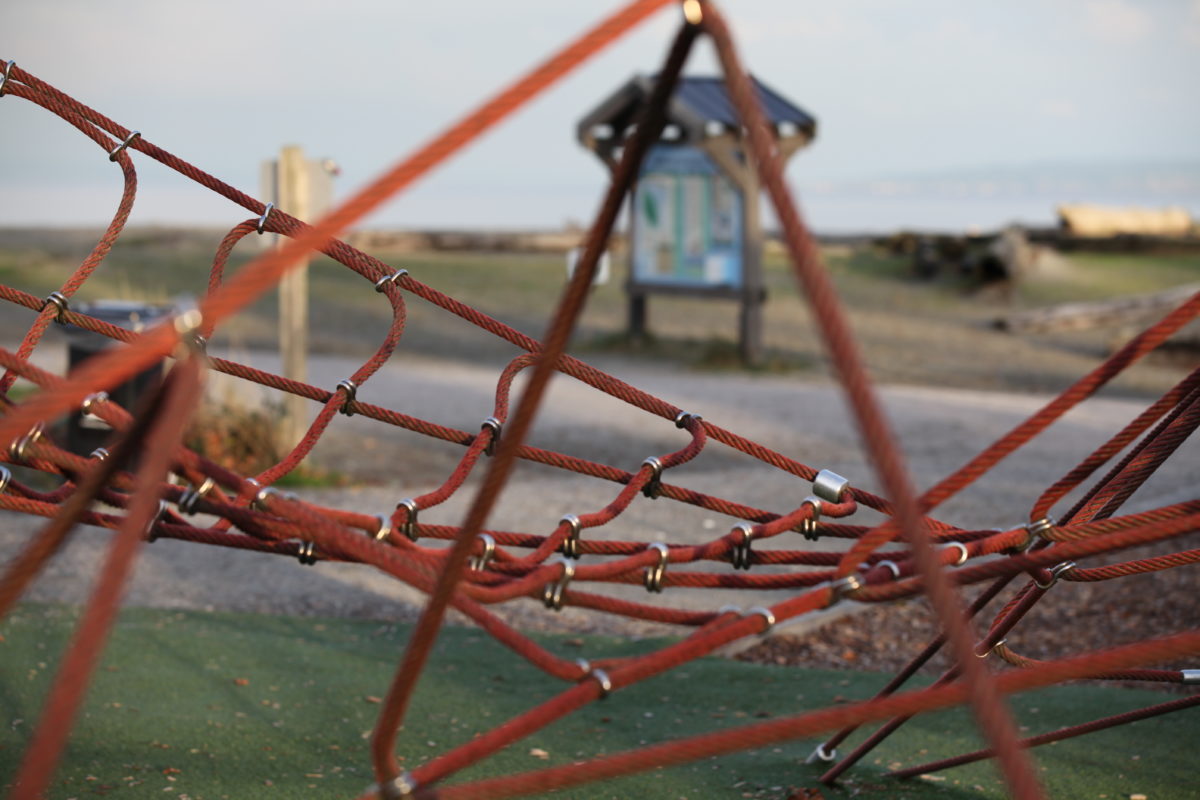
top-left (1, 2), bottom-right (1197, 798)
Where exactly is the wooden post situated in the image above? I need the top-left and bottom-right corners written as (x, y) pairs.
top-left (739, 147), bottom-right (764, 367)
top-left (277, 145), bottom-right (310, 448)
top-left (701, 134), bottom-right (765, 366)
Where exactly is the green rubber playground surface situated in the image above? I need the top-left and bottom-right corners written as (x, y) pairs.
top-left (1, 604), bottom-right (1195, 799)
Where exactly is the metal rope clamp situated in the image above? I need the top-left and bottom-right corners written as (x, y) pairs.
top-left (373, 268), bottom-right (409, 293)
top-left (335, 379), bottom-right (358, 415)
top-left (644, 542), bottom-right (669, 593)
top-left (798, 495), bottom-right (822, 541)
top-left (941, 541), bottom-right (969, 566)
top-left (1022, 516), bottom-right (1056, 550)
top-left (107, 130), bottom-right (141, 162)
top-left (746, 606), bottom-right (776, 636)
top-left (0, 465), bottom-right (11, 494)
top-left (974, 637), bottom-right (1007, 660)
top-left (396, 498), bottom-right (419, 541)
top-left (558, 514), bottom-right (582, 559)
top-left (41, 291), bottom-right (69, 322)
top-left (368, 770), bottom-right (417, 800)
top-left (255, 202), bottom-right (274, 235)
top-left (828, 573), bottom-right (863, 605)
top-left (145, 499), bottom-right (170, 543)
top-left (641, 456), bottom-right (664, 499)
top-left (541, 555), bottom-right (574, 611)
top-left (178, 476), bottom-right (215, 515)
top-left (575, 658), bottom-right (613, 698)
top-left (172, 302), bottom-right (207, 355)
top-left (469, 533), bottom-right (495, 571)
top-left (813, 468), bottom-right (850, 503)
top-left (1034, 560), bottom-right (1076, 590)
top-left (90, 446), bottom-right (110, 461)
top-left (81, 391), bottom-right (108, 417)
top-left (871, 559), bottom-right (902, 581)
top-left (731, 523), bottom-right (755, 570)
top-left (588, 668), bottom-right (613, 699)
top-left (9, 422), bottom-right (45, 462)
top-left (250, 482), bottom-right (276, 512)
top-left (673, 410), bottom-right (702, 429)
top-left (805, 743), bottom-right (838, 764)
top-left (479, 416), bottom-right (502, 456)
top-left (296, 540), bottom-right (318, 566)
top-left (0, 61), bottom-right (15, 97)
top-left (372, 514), bottom-right (392, 543)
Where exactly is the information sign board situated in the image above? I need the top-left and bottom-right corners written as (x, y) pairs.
top-left (631, 146), bottom-right (743, 289)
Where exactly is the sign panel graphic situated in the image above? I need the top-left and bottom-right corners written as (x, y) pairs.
top-left (631, 146), bottom-right (742, 289)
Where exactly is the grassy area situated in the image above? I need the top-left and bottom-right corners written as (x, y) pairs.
top-left (2, 604), bottom-right (1195, 799)
top-left (1015, 251), bottom-right (1200, 306)
top-left (1, 228), bottom-right (1196, 395)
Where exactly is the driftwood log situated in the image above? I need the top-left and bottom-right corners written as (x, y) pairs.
top-left (996, 284), bottom-right (1200, 334)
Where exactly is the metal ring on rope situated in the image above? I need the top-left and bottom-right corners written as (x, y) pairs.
top-left (251, 484), bottom-right (276, 511)
top-left (256, 202), bottom-right (274, 235)
top-left (673, 410), bottom-right (702, 429)
top-left (798, 495), bottom-right (822, 541)
top-left (1016, 516), bottom-right (1056, 552)
top-left (178, 477), bottom-right (216, 515)
top-left (0, 61), bottom-right (15, 97)
top-left (1034, 560), bottom-right (1077, 590)
top-left (873, 559), bottom-right (902, 580)
top-left (469, 533), bottom-right (496, 571)
top-left (588, 668), bottom-right (613, 698)
top-left (829, 573), bottom-right (863, 604)
top-left (374, 268), bottom-right (409, 292)
top-left (558, 514), bottom-right (582, 559)
top-left (373, 514), bottom-right (392, 543)
top-left (107, 130), bottom-right (141, 162)
top-left (644, 542), bottom-right (669, 593)
top-left (146, 500), bottom-right (169, 543)
top-left (975, 637), bottom-right (1007, 659)
top-left (745, 606), bottom-right (776, 635)
top-left (172, 302), bottom-right (207, 354)
top-left (369, 771), bottom-right (417, 800)
top-left (641, 456), bottom-right (664, 499)
top-left (731, 523), bottom-right (755, 570)
top-left (41, 291), bottom-right (69, 321)
top-left (9, 423), bottom-right (45, 462)
top-left (942, 541), bottom-right (969, 566)
top-left (397, 498), bottom-right (419, 541)
top-left (480, 416), bottom-right (502, 456)
top-left (296, 540), bottom-right (318, 566)
top-left (541, 555), bottom-right (575, 611)
top-left (336, 379), bottom-right (358, 415)
top-left (81, 392), bottom-right (108, 415)
top-left (806, 743), bottom-right (838, 764)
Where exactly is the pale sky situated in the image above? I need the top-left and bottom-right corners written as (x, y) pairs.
top-left (3, 0), bottom-right (1199, 232)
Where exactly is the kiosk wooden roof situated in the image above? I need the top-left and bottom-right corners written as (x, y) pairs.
top-left (577, 74), bottom-right (816, 170)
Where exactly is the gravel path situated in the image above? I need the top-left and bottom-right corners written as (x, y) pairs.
top-left (6, 347), bottom-right (1195, 650)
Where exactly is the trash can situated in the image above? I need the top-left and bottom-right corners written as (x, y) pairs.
top-left (61, 301), bottom-right (172, 457)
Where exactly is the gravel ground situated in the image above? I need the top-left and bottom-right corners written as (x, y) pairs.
top-left (737, 531), bottom-right (1200, 685)
top-left (6, 348), bottom-right (1196, 665)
